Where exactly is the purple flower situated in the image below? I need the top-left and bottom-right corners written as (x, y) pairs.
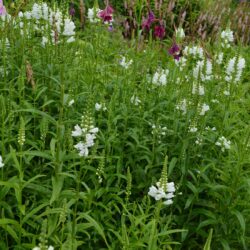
top-left (0, 0), bottom-right (7, 16)
top-left (142, 10), bottom-right (155, 30)
top-left (69, 3), bottom-right (76, 17)
top-left (168, 43), bottom-right (180, 55)
top-left (154, 24), bottom-right (165, 39)
top-left (98, 5), bottom-right (114, 23)
top-left (168, 43), bottom-right (182, 61)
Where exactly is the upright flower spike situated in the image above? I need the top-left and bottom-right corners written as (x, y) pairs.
top-left (142, 10), bottom-right (155, 31)
top-left (148, 156), bottom-right (176, 206)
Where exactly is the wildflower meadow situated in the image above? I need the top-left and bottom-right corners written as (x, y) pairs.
top-left (0, 0), bottom-right (249, 249)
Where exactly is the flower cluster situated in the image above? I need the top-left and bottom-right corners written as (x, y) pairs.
top-left (225, 56), bottom-right (245, 83)
top-left (215, 136), bottom-right (231, 152)
top-left (152, 68), bottom-right (169, 86)
top-left (221, 29), bottom-right (234, 48)
top-left (72, 115), bottom-right (99, 157)
top-left (148, 181), bottom-right (175, 205)
top-left (88, 7), bottom-right (101, 23)
top-left (176, 99), bottom-right (188, 115)
top-left (95, 103), bottom-right (107, 111)
top-left (8, 3), bottom-right (76, 45)
top-left (193, 59), bottom-right (213, 81)
top-left (183, 45), bottom-right (204, 59)
top-left (119, 56), bottom-right (133, 69)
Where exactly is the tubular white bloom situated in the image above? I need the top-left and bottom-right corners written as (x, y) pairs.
top-left (32, 247), bottom-right (40, 250)
top-left (216, 53), bottom-right (224, 64)
top-left (119, 56), bottom-right (133, 69)
top-left (221, 29), bottom-right (234, 47)
top-left (41, 36), bottom-right (48, 47)
top-left (166, 182), bottom-right (175, 193)
top-left (199, 103), bottom-right (210, 116)
top-left (152, 69), bottom-right (169, 86)
top-left (89, 127), bottom-right (99, 134)
top-left (235, 57), bottom-right (246, 82)
top-left (216, 136), bottom-right (231, 152)
top-left (72, 125), bottom-right (83, 137)
top-left (48, 246), bottom-right (54, 250)
top-left (0, 156), bottom-right (4, 168)
top-left (163, 199), bottom-right (173, 205)
top-left (95, 103), bottom-right (102, 111)
top-left (68, 99), bottom-right (74, 106)
top-left (31, 3), bottom-right (42, 19)
top-left (176, 99), bottom-right (187, 114)
top-left (189, 126), bottom-right (198, 133)
top-left (88, 8), bottom-right (100, 23)
top-left (176, 27), bottom-right (185, 39)
top-left (67, 36), bottom-right (75, 43)
top-left (192, 84), bottom-right (205, 96)
top-left (63, 19), bottom-right (75, 36)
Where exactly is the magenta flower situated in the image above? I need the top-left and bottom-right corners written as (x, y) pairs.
top-left (0, 0), bottom-right (7, 16)
top-left (154, 24), bottom-right (165, 39)
top-left (168, 43), bottom-right (181, 61)
top-left (98, 5), bottom-right (114, 23)
top-left (142, 10), bottom-right (155, 31)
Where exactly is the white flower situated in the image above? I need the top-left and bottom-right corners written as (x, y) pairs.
top-left (31, 3), bottom-right (42, 19)
top-left (199, 103), bottom-right (210, 116)
top-left (192, 84), bottom-right (205, 96)
top-left (119, 56), bottom-right (133, 69)
top-left (225, 57), bottom-right (236, 82)
top-left (189, 126), bottom-right (198, 133)
top-left (176, 99), bottom-right (187, 114)
top-left (235, 57), bottom-right (245, 82)
top-left (223, 90), bottom-right (230, 96)
top-left (89, 127), bottom-right (99, 134)
top-left (216, 53), bottom-right (224, 64)
top-left (0, 156), bottom-right (4, 168)
top-left (72, 125), bottom-right (83, 137)
top-left (216, 136), bottom-right (231, 152)
top-left (41, 36), bottom-right (48, 47)
top-left (130, 95), bottom-right (141, 106)
top-left (32, 247), bottom-right (40, 250)
top-left (74, 142), bottom-right (89, 157)
top-left (176, 27), bottom-right (185, 39)
top-left (88, 8), bottom-right (100, 23)
top-left (67, 36), bottom-right (75, 43)
top-left (68, 99), bottom-right (74, 106)
top-left (152, 69), bottom-right (169, 86)
top-left (163, 199), bottom-right (173, 205)
top-left (63, 19), bottom-right (75, 36)
top-left (95, 103), bottom-right (102, 111)
top-left (221, 29), bottom-right (234, 47)
top-left (48, 246), bottom-right (54, 250)
top-left (166, 182), bottom-right (175, 193)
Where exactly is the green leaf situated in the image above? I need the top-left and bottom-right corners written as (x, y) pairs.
top-left (231, 209), bottom-right (245, 234)
top-left (50, 175), bottom-right (64, 205)
top-left (203, 229), bottom-right (213, 250)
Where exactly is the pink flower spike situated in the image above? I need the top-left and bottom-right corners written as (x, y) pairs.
top-left (0, 0), bottom-right (7, 16)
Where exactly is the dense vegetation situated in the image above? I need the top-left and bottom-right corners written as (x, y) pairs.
top-left (0, 0), bottom-right (249, 249)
